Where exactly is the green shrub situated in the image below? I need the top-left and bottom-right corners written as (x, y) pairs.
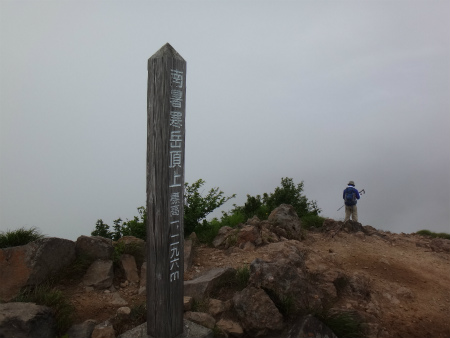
top-left (220, 210), bottom-right (246, 227)
top-left (194, 219), bottom-right (223, 245)
top-left (13, 284), bottom-right (75, 336)
top-left (0, 226), bottom-right (44, 248)
top-left (416, 229), bottom-right (450, 240)
top-left (301, 214), bottom-right (326, 230)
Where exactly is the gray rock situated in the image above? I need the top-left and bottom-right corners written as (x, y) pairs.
top-left (233, 286), bottom-right (284, 337)
top-left (184, 267), bottom-right (236, 299)
top-left (76, 235), bottom-right (113, 260)
top-left (108, 292), bottom-right (128, 306)
top-left (287, 314), bottom-right (338, 338)
top-left (216, 318), bottom-right (244, 338)
top-left (0, 237), bottom-right (75, 301)
top-left (212, 226), bottom-right (236, 248)
top-left (0, 302), bottom-right (56, 338)
top-left (91, 321), bottom-right (115, 338)
top-left (184, 312), bottom-right (215, 329)
top-left (117, 320), bottom-right (213, 338)
top-left (268, 204), bottom-right (303, 240)
top-left (120, 254), bottom-right (139, 283)
top-left (66, 319), bottom-right (97, 338)
top-left (82, 259), bottom-right (114, 289)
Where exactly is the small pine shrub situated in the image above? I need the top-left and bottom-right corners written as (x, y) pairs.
top-left (0, 226), bottom-right (44, 248)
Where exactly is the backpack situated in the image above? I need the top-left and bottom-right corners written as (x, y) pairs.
top-left (344, 188), bottom-right (356, 205)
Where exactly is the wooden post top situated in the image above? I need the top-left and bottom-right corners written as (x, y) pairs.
top-left (148, 43), bottom-right (185, 63)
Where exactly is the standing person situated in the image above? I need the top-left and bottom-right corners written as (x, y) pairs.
top-left (343, 181), bottom-right (360, 222)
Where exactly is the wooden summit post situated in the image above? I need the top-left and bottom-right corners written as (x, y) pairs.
top-left (146, 43), bottom-right (186, 338)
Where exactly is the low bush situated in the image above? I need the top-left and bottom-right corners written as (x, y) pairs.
top-left (194, 219), bottom-right (223, 245)
top-left (416, 229), bottom-right (450, 240)
top-left (0, 226), bottom-right (44, 248)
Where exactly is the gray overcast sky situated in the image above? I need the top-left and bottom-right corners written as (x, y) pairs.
top-left (1, 1), bottom-right (449, 241)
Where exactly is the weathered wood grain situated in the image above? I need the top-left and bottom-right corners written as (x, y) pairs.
top-left (146, 43), bottom-right (186, 338)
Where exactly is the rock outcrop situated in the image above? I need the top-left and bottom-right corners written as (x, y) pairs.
top-left (0, 302), bottom-right (56, 338)
top-left (82, 259), bottom-right (114, 289)
top-left (76, 235), bottom-right (114, 260)
top-left (0, 237), bottom-right (75, 301)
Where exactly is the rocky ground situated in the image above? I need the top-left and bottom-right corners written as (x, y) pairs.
top-left (56, 220), bottom-right (450, 338)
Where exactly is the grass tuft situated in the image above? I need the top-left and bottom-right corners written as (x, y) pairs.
top-left (0, 226), bottom-right (44, 248)
top-left (13, 284), bottom-right (75, 336)
top-left (235, 265), bottom-right (250, 289)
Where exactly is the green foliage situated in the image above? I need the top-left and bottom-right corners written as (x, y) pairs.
top-left (13, 284), bottom-right (75, 336)
top-left (220, 209), bottom-right (246, 227)
top-left (91, 207), bottom-right (147, 241)
top-left (316, 311), bottom-right (364, 338)
top-left (91, 219), bottom-right (113, 239)
top-left (112, 207), bottom-right (147, 240)
top-left (235, 265), bottom-right (250, 288)
top-left (184, 179), bottom-right (236, 236)
top-left (194, 219), bottom-right (223, 245)
top-left (112, 240), bottom-right (145, 268)
top-left (301, 214), bottom-right (326, 230)
top-left (0, 226), bottom-right (44, 248)
top-left (233, 177), bottom-right (321, 222)
top-left (278, 294), bottom-right (296, 317)
top-left (416, 229), bottom-right (450, 240)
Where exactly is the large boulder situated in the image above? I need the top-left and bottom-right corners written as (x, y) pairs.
top-left (0, 237), bottom-right (75, 301)
top-left (249, 241), bottom-right (333, 312)
top-left (268, 204), bottom-right (303, 240)
top-left (76, 236), bottom-right (114, 260)
top-left (184, 267), bottom-right (236, 299)
top-left (82, 259), bottom-right (114, 290)
top-left (233, 286), bottom-right (284, 337)
top-left (0, 302), bottom-right (56, 338)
